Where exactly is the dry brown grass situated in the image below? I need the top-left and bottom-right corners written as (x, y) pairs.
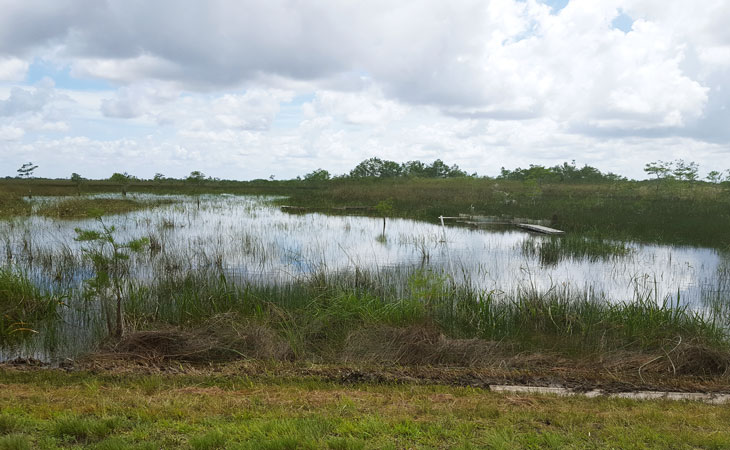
top-left (344, 324), bottom-right (504, 366)
top-left (103, 315), bottom-right (293, 363)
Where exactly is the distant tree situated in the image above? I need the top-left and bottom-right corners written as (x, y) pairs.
top-left (186, 171), bottom-right (206, 183)
top-left (672, 159), bottom-right (699, 182)
top-left (706, 170), bottom-right (723, 184)
top-left (350, 157), bottom-right (403, 178)
top-left (109, 172), bottom-right (132, 183)
top-left (17, 162), bottom-right (38, 179)
top-left (643, 161), bottom-right (673, 181)
top-left (498, 165), bottom-right (557, 182)
top-left (425, 159), bottom-right (467, 178)
top-left (380, 160), bottom-right (403, 178)
top-left (108, 172), bottom-right (136, 196)
top-left (186, 171), bottom-right (206, 209)
top-left (71, 173), bottom-right (84, 196)
top-left (303, 168), bottom-right (331, 181)
top-left (153, 173), bottom-right (165, 182)
top-left (403, 160), bottom-right (428, 177)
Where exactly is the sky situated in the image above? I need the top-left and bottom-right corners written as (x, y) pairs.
top-left (1, 0), bottom-right (729, 180)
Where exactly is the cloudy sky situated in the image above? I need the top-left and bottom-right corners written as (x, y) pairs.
top-left (1, 0), bottom-right (729, 180)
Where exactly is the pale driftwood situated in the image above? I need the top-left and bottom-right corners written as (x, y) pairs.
top-left (515, 223), bottom-right (564, 235)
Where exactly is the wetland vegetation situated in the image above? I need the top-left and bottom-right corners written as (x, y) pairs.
top-left (2, 160), bottom-right (730, 447)
top-left (0, 170), bottom-right (728, 371)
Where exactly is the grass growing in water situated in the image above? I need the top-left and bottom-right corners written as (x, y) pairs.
top-left (3, 177), bottom-right (730, 247)
top-left (117, 269), bottom-right (729, 369)
top-left (521, 235), bottom-right (632, 265)
top-left (0, 269), bottom-right (60, 346)
top-left (0, 194), bottom-right (30, 219)
top-left (36, 197), bottom-right (174, 219)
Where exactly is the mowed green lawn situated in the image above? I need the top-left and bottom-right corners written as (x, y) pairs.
top-left (1, 369), bottom-right (728, 449)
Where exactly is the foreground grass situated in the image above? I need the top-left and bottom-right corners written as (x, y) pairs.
top-left (0, 369), bottom-right (729, 449)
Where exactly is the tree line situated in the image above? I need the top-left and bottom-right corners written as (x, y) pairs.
top-left (10, 158), bottom-right (730, 184)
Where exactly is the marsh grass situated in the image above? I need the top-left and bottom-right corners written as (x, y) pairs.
top-left (0, 195), bottom-right (30, 220)
top-left (0, 269), bottom-right (60, 345)
top-left (521, 235), bottom-right (632, 265)
top-left (4, 177), bottom-right (730, 247)
top-left (117, 268), bottom-right (729, 365)
top-left (36, 197), bottom-right (174, 219)
top-left (275, 178), bottom-right (730, 248)
top-left (1, 191), bottom-right (728, 370)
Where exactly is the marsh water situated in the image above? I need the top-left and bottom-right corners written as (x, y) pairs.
top-left (2, 194), bottom-right (729, 360)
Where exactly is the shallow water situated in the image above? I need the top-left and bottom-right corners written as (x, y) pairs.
top-left (1, 193), bottom-right (728, 360)
top-left (2, 193), bottom-right (728, 304)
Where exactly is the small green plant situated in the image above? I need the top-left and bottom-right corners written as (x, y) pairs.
top-left (75, 214), bottom-right (148, 338)
top-left (375, 198), bottom-right (394, 236)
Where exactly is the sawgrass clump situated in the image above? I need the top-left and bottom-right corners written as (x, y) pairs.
top-left (0, 269), bottom-right (60, 345)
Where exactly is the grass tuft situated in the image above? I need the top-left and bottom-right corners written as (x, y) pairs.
top-left (51, 416), bottom-right (119, 443)
top-left (0, 435), bottom-right (30, 450)
top-left (0, 269), bottom-right (59, 345)
top-left (190, 431), bottom-right (227, 450)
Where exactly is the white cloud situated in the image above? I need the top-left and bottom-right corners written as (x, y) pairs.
top-left (309, 87), bottom-right (408, 125)
top-left (100, 81), bottom-right (180, 119)
top-left (0, 0), bottom-right (729, 180)
top-left (0, 57), bottom-right (28, 81)
top-left (0, 125), bottom-right (24, 140)
top-left (0, 78), bottom-right (57, 116)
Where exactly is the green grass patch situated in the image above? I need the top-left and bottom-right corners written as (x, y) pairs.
top-left (0, 434), bottom-right (30, 450)
top-left (0, 370), bottom-right (729, 449)
top-left (51, 415), bottom-right (121, 443)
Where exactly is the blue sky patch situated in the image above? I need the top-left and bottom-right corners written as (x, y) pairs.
top-left (611, 11), bottom-right (634, 33)
top-left (26, 59), bottom-right (113, 91)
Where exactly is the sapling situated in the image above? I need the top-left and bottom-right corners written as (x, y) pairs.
top-left (375, 198), bottom-right (394, 237)
top-left (75, 212), bottom-right (148, 338)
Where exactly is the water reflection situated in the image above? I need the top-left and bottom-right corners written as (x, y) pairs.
top-left (1, 193), bottom-right (728, 360)
top-left (1, 193), bottom-right (727, 306)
